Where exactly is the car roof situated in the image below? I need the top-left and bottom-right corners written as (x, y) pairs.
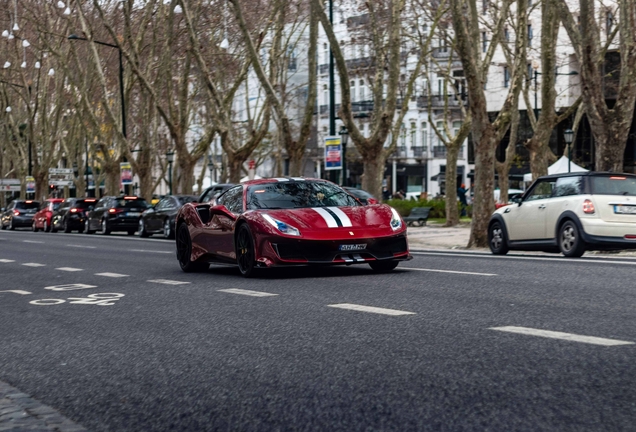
top-left (241, 177), bottom-right (332, 186)
top-left (536, 171), bottom-right (636, 181)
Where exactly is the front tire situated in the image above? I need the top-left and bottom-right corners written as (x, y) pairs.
top-left (163, 218), bottom-right (174, 240)
top-left (43, 220), bottom-right (50, 233)
top-left (369, 260), bottom-right (399, 273)
top-left (488, 221), bottom-right (509, 255)
top-left (235, 224), bottom-right (258, 278)
top-left (9, 218), bottom-right (15, 230)
top-left (138, 219), bottom-right (150, 238)
top-left (559, 220), bottom-right (586, 258)
top-left (100, 219), bottom-right (111, 235)
top-left (84, 219), bottom-right (95, 234)
top-left (32, 221), bottom-right (39, 232)
top-left (176, 223), bottom-right (209, 272)
top-left (63, 218), bottom-right (72, 233)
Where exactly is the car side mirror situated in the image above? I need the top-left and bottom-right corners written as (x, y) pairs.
top-left (210, 204), bottom-right (235, 219)
top-left (366, 198), bottom-right (378, 205)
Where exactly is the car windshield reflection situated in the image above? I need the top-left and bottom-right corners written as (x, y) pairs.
top-left (247, 181), bottom-right (360, 210)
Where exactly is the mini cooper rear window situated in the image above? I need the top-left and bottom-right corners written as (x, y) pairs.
top-left (591, 176), bottom-right (636, 196)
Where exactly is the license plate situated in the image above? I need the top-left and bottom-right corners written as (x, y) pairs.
top-left (614, 205), bottom-right (636, 214)
top-left (126, 212), bottom-right (141, 217)
top-left (339, 244), bottom-right (367, 251)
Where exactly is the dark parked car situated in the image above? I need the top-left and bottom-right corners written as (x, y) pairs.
top-left (343, 187), bottom-right (377, 205)
top-left (51, 198), bottom-right (98, 233)
top-left (1, 200), bottom-right (40, 230)
top-left (198, 184), bottom-right (235, 203)
top-left (138, 195), bottom-right (198, 239)
top-left (85, 196), bottom-right (149, 235)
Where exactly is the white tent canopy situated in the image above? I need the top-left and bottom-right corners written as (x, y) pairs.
top-left (523, 156), bottom-right (588, 182)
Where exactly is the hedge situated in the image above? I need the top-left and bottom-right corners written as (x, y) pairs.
top-left (385, 198), bottom-right (472, 219)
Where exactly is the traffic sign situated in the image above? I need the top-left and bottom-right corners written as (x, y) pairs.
top-left (0, 179), bottom-right (20, 185)
top-left (0, 185), bottom-right (20, 192)
top-left (49, 180), bottom-right (74, 187)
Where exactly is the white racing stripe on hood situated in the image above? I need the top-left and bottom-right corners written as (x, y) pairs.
top-left (328, 207), bottom-right (353, 227)
top-left (312, 207), bottom-right (339, 227)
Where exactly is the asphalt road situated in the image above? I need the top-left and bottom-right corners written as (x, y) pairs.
top-left (1, 229), bottom-right (636, 431)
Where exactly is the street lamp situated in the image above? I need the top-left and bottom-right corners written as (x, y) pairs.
top-left (339, 125), bottom-right (349, 186)
top-left (68, 33), bottom-right (128, 192)
top-left (166, 152), bottom-right (175, 195)
top-left (564, 129), bottom-right (574, 173)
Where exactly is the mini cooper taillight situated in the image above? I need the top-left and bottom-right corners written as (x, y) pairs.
top-left (583, 199), bottom-right (595, 214)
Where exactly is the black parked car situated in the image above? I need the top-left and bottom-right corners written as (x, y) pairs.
top-left (51, 197), bottom-right (98, 233)
top-left (343, 187), bottom-right (377, 205)
top-left (1, 200), bottom-right (40, 230)
top-left (138, 195), bottom-right (198, 239)
top-left (85, 196), bottom-right (149, 235)
top-left (198, 184), bottom-right (235, 203)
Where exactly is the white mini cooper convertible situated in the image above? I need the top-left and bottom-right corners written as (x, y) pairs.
top-left (488, 172), bottom-right (636, 257)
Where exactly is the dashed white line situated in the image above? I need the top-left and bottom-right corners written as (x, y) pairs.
top-left (94, 272), bottom-right (129, 278)
top-left (489, 326), bottom-right (635, 346)
top-left (23, 240), bottom-right (44, 244)
top-left (327, 303), bottom-right (416, 316)
top-left (0, 290), bottom-right (31, 295)
top-left (66, 244), bottom-right (97, 249)
top-left (132, 249), bottom-right (172, 254)
top-left (0, 259), bottom-right (15, 263)
top-left (147, 279), bottom-right (191, 285)
top-left (55, 267), bottom-right (83, 272)
top-left (22, 263), bottom-right (46, 267)
top-left (404, 267), bottom-right (497, 276)
top-left (218, 288), bottom-right (278, 297)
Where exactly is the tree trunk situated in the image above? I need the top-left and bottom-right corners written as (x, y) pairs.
top-left (445, 145), bottom-right (460, 226)
top-left (176, 157), bottom-right (196, 194)
top-left (468, 135), bottom-right (497, 248)
top-left (227, 154), bottom-right (243, 184)
top-left (288, 145), bottom-right (304, 177)
top-left (361, 151), bottom-right (385, 200)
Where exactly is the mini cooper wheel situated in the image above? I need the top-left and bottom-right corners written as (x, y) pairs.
top-left (559, 220), bottom-right (586, 258)
top-left (176, 223), bottom-right (209, 272)
top-left (236, 224), bottom-right (258, 278)
top-left (138, 219), bottom-right (150, 237)
top-left (488, 221), bottom-right (509, 255)
top-left (163, 218), bottom-right (174, 240)
top-left (369, 260), bottom-right (399, 273)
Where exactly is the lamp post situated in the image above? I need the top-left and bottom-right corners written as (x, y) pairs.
top-left (68, 34), bottom-right (128, 193)
top-left (564, 129), bottom-right (574, 173)
top-left (339, 125), bottom-right (349, 186)
top-left (85, 139), bottom-right (90, 197)
top-left (166, 152), bottom-right (174, 195)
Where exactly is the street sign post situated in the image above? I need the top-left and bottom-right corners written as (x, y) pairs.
top-left (26, 176), bottom-right (36, 193)
top-left (120, 162), bottom-right (133, 186)
top-left (324, 136), bottom-right (342, 171)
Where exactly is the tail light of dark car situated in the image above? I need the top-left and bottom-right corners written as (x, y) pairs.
top-left (13, 210), bottom-right (20, 216)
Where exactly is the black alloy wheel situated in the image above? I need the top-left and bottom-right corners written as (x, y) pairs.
top-left (84, 219), bottom-right (93, 234)
top-left (369, 260), bottom-right (399, 273)
top-left (236, 224), bottom-right (258, 278)
top-left (0, 220), bottom-right (5, 230)
top-left (43, 220), bottom-right (50, 233)
top-left (100, 219), bottom-right (110, 235)
top-left (9, 217), bottom-right (15, 230)
top-left (63, 218), bottom-right (72, 233)
top-left (488, 221), bottom-right (509, 255)
top-left (138, 219), bottom-right (150, 238)
top-left (163, 218), bottom-right (174, 240)
top-left (176, 223), bottom-right (209, 272)
top-left (559, 220), bottom-right (586, 258)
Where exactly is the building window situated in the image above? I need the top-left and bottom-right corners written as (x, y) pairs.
top-left (350, 80), bottom-right (356, 102)
top-left (358, 79), bottom-right (365, 101)
top-left (400, 124), bottom-right (406, 146)
top-left (421, 122), bottom-right (428, 150)
top-left (323, 84), bottom-right (328, 105)
top-left (527, 63), bottom-right (533, 80)
top-left (482, 32), bottom-right (488, 53)
top-left (528, 24), bottom-right (533, 47)
top-left (504, 66), bottom-right (510, 88)
top-left (323, 43), bottom-right (328, 64)
top-left (288, 48), bottom-right (297, 72)
top-left (504, 27), bottom-right (510, 42)
top-left (437, 77), bottom-right (443, 96)
top-left (606, 11), bottom-right (613, 36)
top-left (482, 0), bottom-right (488, 14)
top-left (410, 122), bottom-right (416, 147)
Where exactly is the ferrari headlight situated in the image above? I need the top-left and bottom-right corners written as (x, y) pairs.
top-left (390, 208), bottom-right (402, 231)
top-left (262, 214), bottom-right (301, 236)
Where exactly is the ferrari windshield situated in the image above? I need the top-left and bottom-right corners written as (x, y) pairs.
top-left (247, 181), bottom-right (360, 210)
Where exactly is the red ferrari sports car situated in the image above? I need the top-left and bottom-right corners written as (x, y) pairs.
top-left (175, 178), bottom-right (411, 276)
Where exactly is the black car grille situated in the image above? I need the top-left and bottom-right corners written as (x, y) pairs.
top-left (272, 235), bottom-right (407, 262)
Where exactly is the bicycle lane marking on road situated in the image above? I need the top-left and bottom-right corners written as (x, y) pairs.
top-left (327, 303), bottom-right (416, 316)
top-left (218, 288), bottom-right (278, 297)
top-left (402, 268), bottom-right (497, 276)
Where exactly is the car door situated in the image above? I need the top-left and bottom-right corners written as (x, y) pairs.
top-left (90, 198), bottom-right (109, 229)
top-left (544, 176), bottom-right (583, 239)
top-left (53, 201), bottom-right (69, 228)
top-left (148, 199), bottom-right (166, 231)
top-left (505, 179), bottom-right (556, 241)
top-left (203, 186), bottom-right (242, 259)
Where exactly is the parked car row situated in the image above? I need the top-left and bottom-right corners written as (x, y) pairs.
top-left (0, 181), bottom-right (377, 240)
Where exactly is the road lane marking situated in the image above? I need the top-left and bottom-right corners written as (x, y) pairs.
top-left (23, 240), bottom-right (44, 244)
top-left (404, 268), bottom-right (497, 276)
top-left (22, 263), bottom-right (46, 267)
top-left (94, 272), bottom-right (129, 278)
top-left (413, 251), bottom-right (636, 266)
top-left (327, 303), bottom-right (416, 316)
top-left (0, 259), bottom-right (15, 263)
top-left (66, 244), bottom-right (96, 249)
top-left (0, 290), bottom-right (31, 295)
top-left (489, 326), bottom-right (635, 346)
top-left (132, 249), bottom-right (172, 254)
top-left (218, 288), bottom-right (278, 297)
top-left (147, 279), bottom-right (191, 285)
top-left (55, 267), bottom-right (83, 272)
